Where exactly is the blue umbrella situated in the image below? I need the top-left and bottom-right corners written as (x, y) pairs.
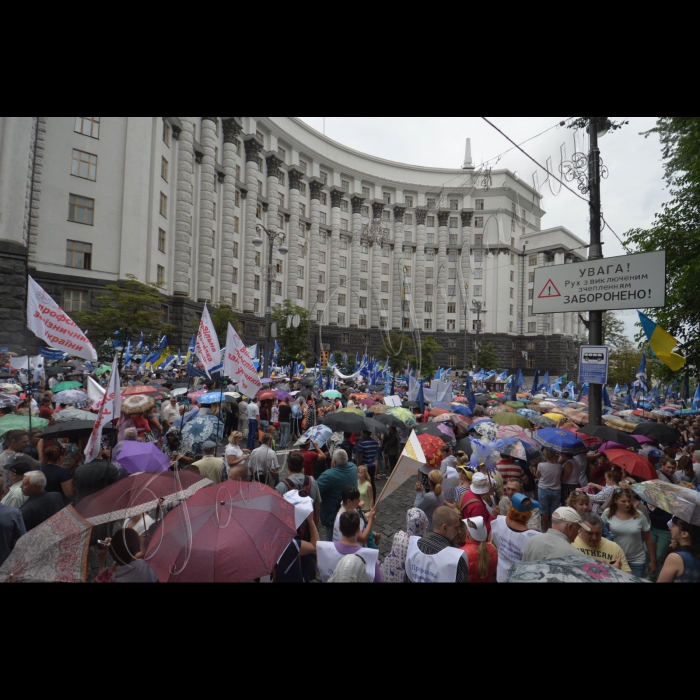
top-left (297, 425), bottom-right (333, 448)
top-left (197, 392), bottom-right (227, 405)
top-left (533, 428), bottom-right (587, 455)
top-left (452, 405), bottom-right (472, 417)
top-left (180, 414), bottom-right (225, 457)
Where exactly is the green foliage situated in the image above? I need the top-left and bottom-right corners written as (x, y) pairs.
top-left (272, 300), bottom-right (313, 368)
top-left (602, 312), bottom-right (627, 350)
top-left (626, 117), bottom-right (700, 378)
top-left (379, 331), bottom-right (411, 378)
top-left (207, 304), bottom-right (241, 342)
top-left (608, 339), bottom-right (644, 388)
top-left (332, 351), bottom-right (355, 376)
top-left (74, 275), bottom-right (176, 365)
top-left (568, 117), bottom-right (629, 133)
top-left (419, 336), bottom-right (443, 381)
top-left (469, 342), bottom-right (499, 372)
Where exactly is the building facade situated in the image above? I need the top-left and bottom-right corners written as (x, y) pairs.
top-left (0, 116), bottom-right (588, 374)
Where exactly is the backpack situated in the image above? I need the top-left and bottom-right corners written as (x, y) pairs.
top-left (285, 476), bottom-right (312, 541)
top-left (459, 492), bottom-right (482, 518)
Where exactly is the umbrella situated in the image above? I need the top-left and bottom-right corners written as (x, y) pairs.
top-left (364, 418), bottom-right (389, 436)
top-left (0, 394), bottom-right (22, 410)
top-left (0, 414), bottom-right (49, 439)
top-left (416, 422), bottom-right (452, 442)
top-left (52, 409), bottom-right (97, 424)
top-left (145, 482), bottom-right (297, 583)
top-left (52, 390), bottom-right (89, 406)
top-left (579, 425), bottom-right (640, 450)
top-left (359, 399), bottom-right (378, 407)
top-left (506, 556), bottom-right (648, 584)
top-left (603, 449), bottom-right (657, 481)
top-left (534, 428), bottom-right (587, 455)
top-left (115, 441), bottom-right (171, 474)
top-left (451, 405), bottom-right (472, 417)
top-left (52, 381), bottom-right (83, 393)
top-left (387, 408), bottom-right (417, 427)
top-left (493, 413), bottom-right (531, 429)
top-left (631, 481), bottom-right (700, 526)
top-left (0, 384), bottom-right (21, 393)
top-left (121, 395), bottom-right (156, 416)
top-left (472, 422), bottom-right (499, 441)
top-left (475, 396), bottom-right (489, 406)
top-left (565, 410), bottom-right (590, 426)
top-left (260, 378), bottom-right (274, 384)
top-left (224, 391), bottom-right (241, 400)
top-left (297, 425), bottom-right (333, 447)
top-left (487, 406), bottom-right (509, 417)
top-left (40, 420), bottom-right (103, 441)
top-left (323, 413), bottom-right (366, 434)
top-left (437, 424), bottom-right (456, 440)
top-left (373, 413), bottom-right (407, 430)
top-left (506, 402), bottom-right (526, 409)
top-left (497, 425), bottom-right (534, 441)
top-left (94, 365), bottom-right (112, 376)
top-left (498, 439), bottom-right (528, 462)
top-left (258, 391), bottom-right (278, 401)
top-left (372, 404), bottom-right (389, 414)
top-left (453, 397), bottom-right (468, 404)
top-left (517, 409), bottom-right (539, 418)
top-left (122, 385), bottom-right (159, 396)
top-left (403, 401), bottom-right (420, 409)
top-left (76, 471), bottom-right (213, 525)
top-left (430, 408), bottom-right (450, 418)
top-left (599, 441), bottom-right (637, 453)
top-left (455, 437), bottom-right (474, 457)
top-left (529, 415), bottom-right (558, 429)
top-left (543, 413), bottom-right (567, 425)
top-left (171, 388), bottom-right (189, 397)
top-left (416, 434), bottom-right (446, 469)
top-left (632, 423), bottom-right (682, 444)
top-left (322, 390), bottom-right (342, 399)
top-left (197, 392), bottom-right (226, 405)
top-left (45, 365), bottom-right (74, 376)
top-left (0, 506), bottom-right (92, 583)
top-left (180, 414), bottom-right (225, 456)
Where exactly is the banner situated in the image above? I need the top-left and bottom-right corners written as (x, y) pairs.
top-left (84, 355), bottom-right (120, 464)
top-left (376, 431), bottom-right (426, 508)
top-left (195, 303), bottom-right (222, 379)
top-left (86, 376), bottom-right (106, 403)
top-left (27, 276), bottom-right (97, 362)
top-left (224, 323), bottom-right (261, 400)
top-left (333, 367), bottom-right (366, 381)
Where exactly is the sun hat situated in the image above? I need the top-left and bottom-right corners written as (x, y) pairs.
top-left (552, 507), bottom-right (592, 532)
top-left (471, 473), bottom-right (492, 496)
top-left (329, 554), bottom-right (366, 583)
top-left (464, 517), bottom-right (489, 543)
top-left (511, 493), bottom-right (540, 513)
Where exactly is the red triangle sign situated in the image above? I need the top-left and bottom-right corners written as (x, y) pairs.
top-left (538, 279), bottom-right (562, 299)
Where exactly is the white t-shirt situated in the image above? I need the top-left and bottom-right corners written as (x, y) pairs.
top-left (490, 516), bottom-right (542, 583)
top-left (601, 510), bottom-right (651, 567)
top-left (333, 506), bottom-right (367, 543)
top-left (247, 403), bottom-right (260, 420)
top-left (225, 444), bottom-right (245, 476)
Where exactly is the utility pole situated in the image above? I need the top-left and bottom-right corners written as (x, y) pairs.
top-left (472, 300), bottom-right (487, 371)
top-left (588, 117), bottom-right (606, 429)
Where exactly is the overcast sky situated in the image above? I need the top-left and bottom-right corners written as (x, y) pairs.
top-left (299, 117), bottom-right (665, 340)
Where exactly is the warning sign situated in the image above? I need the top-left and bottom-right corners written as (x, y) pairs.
top-left (538, 280), bottom-right (561, 299)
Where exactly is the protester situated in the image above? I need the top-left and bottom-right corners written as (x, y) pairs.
top-left (657, 457), bottom-right (677, 484)
top-left (0, 430), bottom-right (29, 494)
top-left (162, 428), bottom-right (195, 471)
top-left (19, 471), bottom-right (64, 532)
top-left (674, 455), bottom-right (696, 486)
top-left (328, 554), bottom-right (368, 583)
top-left (404, 507), bottom-right (468, 583)
top-left (161, 396), bottom-right (180, 429)
top-left (356, 430), bottom-right (381, 494)
top-left (274, 512), bottom-right (319, 584)
top-left (560, 452), bottom-right (585, 505)
top-left (414, 470), bottom-right (445, 531)
top-left (276, 451), bottom-right (321, 524)
top-left (247, 434), bottom-right (279, 485)
top-left (457, 473), bottom-right (494, 533)
top-left (573, 512), bottom-right (631, 573)
top-left (357, 465), bottom-right (375, 515)
top-left (246, 397), bottom-right (260, 451)
top-left (302, 440), bottom-right (326, 480)
top-left (601, 490), bottom-right (657, 579)
top-left (522, 507), bottom-right (591, 562)
top-left (73, 459), bottom-right (122, 503)
top-left (191, 442), bottom-right (225, 484)
top-left (587, 470), bottom-right (622, 514)
top-left (225, 432), bottom-right (249, 480)
top-left (380, 509), bottom-right (430, 584)
top-left (497, 453), bottom-right (526, 484)
top-left (0, 457), bottom-right (32, 509)
top-left (657, 517), bottom-right (700, 584)
top-left (316, 450), bottom-right (358, 542)
top-left (333, 485), bottom-right (377, 547)
top-left (94, 528), bottom-right (158, 583)
top-left (536, 448), bottom-right (571, 533)
top-left (0, 503), bottom-right (25, 567)
top-left (278, 399), bottom-right (292, 450)
top-left (491, 494), bottom-right (542, 583)
top-left (384, 427), bottom-right (400, 474)
top-left (496, 479), bottom-right (541, 531)
top-left (456, 516), bottom-right (497, 583)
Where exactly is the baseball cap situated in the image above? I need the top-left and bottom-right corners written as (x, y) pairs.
top-left (552, 507), bottom-right (592, 532)
top-left (7, 454), bottom-right (40, 475)
top-left (512, 493), bottom-right (540, 513)
top-left (471, 473), bottom-right (492, 495)
top-left (464, 517), bottom-right (489, 543)
top-left (648, 449), bottom-right (663, 459)
top-left (202, 441), bottom-right (217, 452)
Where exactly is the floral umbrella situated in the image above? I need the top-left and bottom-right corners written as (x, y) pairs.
top-left (529, 415), bottom-right (558, 429)
top-left (122, 385), bottom-right (159, 397)
top-left (497, 425), bottom-right (534, 441)
top-left (631, 481), bottom-right (700, 526)
top-left (388, 408), bottom-right (417, 427)
top-left (52, 390), bottom-right (89, 406)
top-left (429, 408), bottom-right (450, 418)
top-left (121, 395), bottom-right (156, 416)
top-left (487, 406), bottom-right (509, 417)
top-left (507, 556), bottom-right (648, 584)
top-left (416, 434), bottom-right (446, 469)
top-left (372, 404), bottom-right (389, 414)
top-left (297, 425), bottom-right (333, 448)
top-left (180, 414), bottom-right (225, 456)
top-left (472, 421), bottom-right (499, 441)
top-left (0, 394), bottom-right (22, 410)
top-left (506, 402), bottom-right (526, 409)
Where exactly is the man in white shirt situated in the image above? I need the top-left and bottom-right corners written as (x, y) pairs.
top-left (0, 459), bottom-right (31, 509)
top-left (247, 435), bottom-right (279, 486)
top-left (246, 398), bottom-right (260, 451)
top-left (161, 396), bottom-right (181, 429)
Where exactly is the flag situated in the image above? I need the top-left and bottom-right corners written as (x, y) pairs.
top-left (158, 335), bottom-right (168, 350)
top-left (375, 431), bottom-right (427, 508)
top-left (603, 386), bottom-right (613, 409)
top-left (694, 385), bottom-right (700, 412)
top-left (614, 384), bottom-right (621, 395)
top-left (636, 355), bottom-right (648, 396)
top-left (531, 369), bottom-right (540, 395)
top-left (185, 336), bottom-right (196, 364)
top-left (274, 341), bottom-right (280, 363)
top-left (624, 391), bottom-right (634, 409)
top-left (224, 323), bottom-right (261, 400)
top-left (465, 376), bottom-right (476, 412)
top-left (86, 376), bottom-right (105, 404)
top-left (539, 372), bottom-right (550, 393)
top-left (39, 347), bottom-right (67, 362)
top-left (84, 355), bottom-right (120, 464)
top-left (417, 382), bottom-right (425, 414)
top-left (124, 340), bottom-right (133, 365)
top-left (195, 303), bottom-right (222, 379)
top-left (515, 369), bottom-right (526, 391)
top-left (136, 332), bottom-right (144, 350)
top-left (26, 276), bottom-right (97, 362)
top-left (177, 348), bottom-right (183, 365)
top-left (685, 373), bottom-right (691, 402)
top-left (577, 383), bottom-right (589, 401)
top-left (638, 312), bottom-right (686, 372)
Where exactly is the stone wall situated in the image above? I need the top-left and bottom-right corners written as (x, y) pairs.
top-left (0, 242), bottom-right (29, 353)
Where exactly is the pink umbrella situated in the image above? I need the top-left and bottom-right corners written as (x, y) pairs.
top-left (359, 399), bottom-right (378, 407)
top-left (497, 425), bottom-right (534, 441)
top-left (188, 390), bottom-right (207, 402)
top-left (599, 441), bottom-right (637, 452)
top-left (635, 436), bottom-right (655, 445)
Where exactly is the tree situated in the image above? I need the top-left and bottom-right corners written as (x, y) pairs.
top-left (608, 339), bottom-right (644, 388)
top-left (332, 351), bottom-right (355, 376)
top-left (568, 117), bottom-right (629, 133)
top-left (208, 304), bottom-right (241, 342)
top-left (469, 342), bottom-right (500, 372)
top-left (602, 312), bottom-right (627, 350)
top-left (378, 331), bottom-right (411, 379)
top-left (74, 275), bottom-right (176, 366)
top-left (627, 118), bottom-right (700, 378)
top-left (271, 300), bottom-right (313, 368)
top-left (419, 336), bottom-right (443, 381)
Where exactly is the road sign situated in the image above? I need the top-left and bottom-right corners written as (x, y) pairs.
top-left (533, 251), bottom-right (666, 314)
top-left (579, 345), bottom-right (609, 385)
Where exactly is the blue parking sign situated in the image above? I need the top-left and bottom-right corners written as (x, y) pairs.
top-left (579, 346), bottom-right (609, 385)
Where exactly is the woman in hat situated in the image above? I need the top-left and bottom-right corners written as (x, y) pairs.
top-left (380, 508), bottom-right (430, 584)
top-left (457, 472), bottom-right (495, 534)
top-left (490, 494), bottom-right (542, 583)
top-left (456, 516), bottom-right (497, 584)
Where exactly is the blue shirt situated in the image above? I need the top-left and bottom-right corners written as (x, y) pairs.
top-left (0, 505), bottom-right (26, 567)
top-left (357, 438), bottom-right (380, 467)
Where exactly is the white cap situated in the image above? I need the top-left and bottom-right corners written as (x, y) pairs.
top-left (464, 517), bottom-right (489, 543)
top-left (471, 473), bottom-right (492, 495)
top-left (552, 507), bottom-right (592, 532)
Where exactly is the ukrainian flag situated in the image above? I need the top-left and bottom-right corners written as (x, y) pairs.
top-left (638, 312), bottom-right (686, 372)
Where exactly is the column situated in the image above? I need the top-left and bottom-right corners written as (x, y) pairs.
top-left (329, 187), bottom-right (344, 326)
top-left (437, 210), bottom-right (450, 332)
top-left (172, 117), bottom-right (195, 296)
top-left (460, 211), bottom-right (473, 332)
top-left (308, 177), bottom-right (325, 320)
top-left (220, 118), bottom-right (243, 305)
top-left (243, 134), bottom-right (263, 313)
top-left (266, 153), bottom-right (283, 308)
top-left (286, 166), bottom-right (304, 299)
top-left (563, 312), bottom-right (573, 337)
top-left (349, 195), bottom-right (365, 327)
top-left (392, 207), bottom-right (406, 330)
top-left (414, 209), bottom-right (427, 331)
top-left (371, 200), bottom-right (385, 329)
top-left (196, 117), bottom-right (217, 303)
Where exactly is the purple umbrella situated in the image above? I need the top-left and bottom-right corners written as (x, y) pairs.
top-left (438, 424), bottom-right (456, 440)
top-left (115, 441), bottom-right (171, 474)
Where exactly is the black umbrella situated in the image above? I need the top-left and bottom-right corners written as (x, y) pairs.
top-left (403, 401), bottom-right (420, 409)
top-left (45, 365), bottom-right (74, 376)
top-left (475, 395), bottom-right (489, 406)
top-left (323, 413), bottom-right (367, 434)
top-left (632, 423), bottom-right (681, 444)
top-left (0, 373), bottom-right (14, 380)
top-left (39, 421), bottom-right (111, 440)
top-left (456, 437), bottom-right (474, 457)
top-left (414, 423), bottom-right (453, 446)
top-left (299, 390), bottom-right (314, 399)
top-left (369, 385), bottom-right (385, 393)
top-left (374, 414), bottom-right (406, 430)
top-left (364, 418), bottom-right (389, 436)
top-left (578, 426), bottom-right (641, 449)
top-left (301, 379), bottom-right (315, 387)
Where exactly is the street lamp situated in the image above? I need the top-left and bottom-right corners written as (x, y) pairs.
top-left (472, 300), bottom-right (487, 372)
top-left (254, 225), bottom-right (288, 378)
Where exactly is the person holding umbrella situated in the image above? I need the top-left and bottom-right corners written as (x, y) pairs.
top-left (658, 517), bottom-right (700, 583)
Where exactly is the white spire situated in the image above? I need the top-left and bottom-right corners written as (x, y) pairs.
top-left (462, 138), bottom-right (474, 170)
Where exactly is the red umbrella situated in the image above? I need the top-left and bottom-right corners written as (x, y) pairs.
top-left (561, 426), bottom-right (602, 448)
top-left (258, 391), bottom-right (278, 401)
top-left (122, 386), bottom-right (159, 396)
top-left (359, 399), bottom-right (378, 407)
top-left (75, 471), bottom-right (213, 526)
top-left (603, 450), bottom-right (657, 482)
top-left (417, 434), bottom-right (445, 469)
top-left (453, 397), bottom-right (468, 404)
top-left (429, 408), bottom-right (450, 417)
top-left (145, 482), bottom-right (297, 583)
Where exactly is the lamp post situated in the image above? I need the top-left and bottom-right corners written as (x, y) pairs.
top-left (253, 225), bottom-right (288, 379)
top-left (472, 300), bottom-right (487, 371)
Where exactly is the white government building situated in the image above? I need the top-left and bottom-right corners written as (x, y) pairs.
top-left (0, 116), bottom-right (588, 373)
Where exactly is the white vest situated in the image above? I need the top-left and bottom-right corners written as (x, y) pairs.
top-left (405, 536), bottom-right (466, 583)
top-left (316, 542), bottom-right (379, 583)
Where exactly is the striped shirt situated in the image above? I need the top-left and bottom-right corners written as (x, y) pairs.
top-left (497, 459), bottom-right (526, 483)
top-left (357, 438), bottom-right (380, 467)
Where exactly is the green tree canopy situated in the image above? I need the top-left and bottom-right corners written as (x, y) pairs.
top-left (603, 312), bottom-right (627, 350)
top-left (272, 300), bottom-right (313, 368)
top-left (627, 117), bottom-right (700, 378)
top-left (419, 336), bottom-right (443, 381)
top-left (74, 275), bottom-right (176, 365)
top-left (470, 342), bottom-right (500, 372)
top-left (378, 331), bottom-right (411, 378)
top-left (208, 304), bottom-right (241, 342)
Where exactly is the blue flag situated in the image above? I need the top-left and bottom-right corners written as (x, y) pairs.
top-left (693, 385), bottom-right (700, 412)
top-left (614, 384), bottom-right (621, 395)
top-left (578, 383), bottom-right (589, 401)
top-left (465, 376), bottom-right (476, 413)
top-left (624, 392), bottom-right (634, 409)
top-left (417, 381), bottom-right (426, 414)
top-left (531, 369), bottom-right (540, 395)
top-left (124, 340), bottom-right (133, 365)
top-left (685, 374), bottom-right (691, 402)
top-left (603, 386), bottom-right (613, 409)
top-left (636, 355), bottom-right (648, 395)
top-left (540, 372), bottom-right (550, 394)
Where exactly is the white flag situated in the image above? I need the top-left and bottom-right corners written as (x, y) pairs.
top-left (195, 303), bottom-right (222, 378)
top-left (225, 323), bottom-right (261, 400)
top-left (375, 431), bottom-right (427, 508)
top-left (86, 376), bottom-right (106, 403)
top-left (26, 276), bottom-right (97, 362)
top-left (84, 355), bottom-right (120, 464)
